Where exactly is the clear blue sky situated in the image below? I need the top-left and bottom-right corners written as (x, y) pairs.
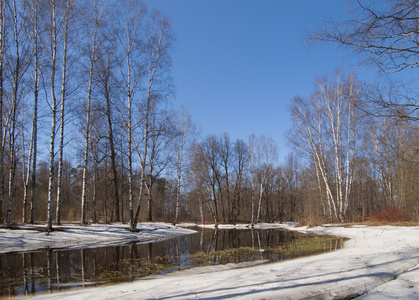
top-left (144, 0), bottom-right (368, 163)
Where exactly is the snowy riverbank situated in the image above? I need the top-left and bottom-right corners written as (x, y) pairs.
top-left (0, 222), bottom-right (197, 254)
top-left (3, 222), bottom-right (419, 299)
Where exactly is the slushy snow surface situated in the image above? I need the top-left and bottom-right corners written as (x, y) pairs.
top-left (2, 222), bottom-right (419, 299)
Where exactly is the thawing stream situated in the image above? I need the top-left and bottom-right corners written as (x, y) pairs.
top-left (0, 228), bottom-right (344, 297)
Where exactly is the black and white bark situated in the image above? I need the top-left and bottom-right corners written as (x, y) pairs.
top-left (81, 0), bottom-right (103, 224)
top-left (55, 0), bottom-right (71, 225)
top-left (46, 0), bottom-right (58, 231)
top-left (0, 0), bottom-right (6, 224)
top-left (22, 0), bottom-right (42, 224)
top-left (290, 73), bottom-right (362, 222)
top-left (115, 0), bottom-right (146, 226)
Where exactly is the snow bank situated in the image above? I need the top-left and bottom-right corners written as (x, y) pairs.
top-left (6, 223), bottom-right (419, 299)
top-left (0, 222), bottom-right (196, 253)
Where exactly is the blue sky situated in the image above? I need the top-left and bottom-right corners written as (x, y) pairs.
top-left (144, 0), bottom-right (369, 163)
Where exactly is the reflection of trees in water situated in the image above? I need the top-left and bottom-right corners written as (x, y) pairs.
top-left (0, 229), bottom-right (343, 297)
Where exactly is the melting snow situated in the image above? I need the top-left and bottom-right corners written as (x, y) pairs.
top-left (2, 222), bottom-right (419, 299)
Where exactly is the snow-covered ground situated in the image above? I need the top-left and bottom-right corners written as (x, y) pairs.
top-left (0, 222), bottom-right (196, 253)
top-left (3, 222), bottom-right (419, 299)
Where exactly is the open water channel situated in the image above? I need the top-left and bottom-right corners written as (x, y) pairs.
top-left (0, 228), bottom-right (344, 297)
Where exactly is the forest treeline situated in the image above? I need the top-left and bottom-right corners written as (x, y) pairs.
top-left (0, 0), bottom-right (418, 229)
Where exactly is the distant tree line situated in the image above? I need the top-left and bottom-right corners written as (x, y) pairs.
top-left (0, 0), bottom-right (418, 228)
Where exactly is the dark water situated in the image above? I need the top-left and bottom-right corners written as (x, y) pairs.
top-left (0, 228), bottom-right (343, 297)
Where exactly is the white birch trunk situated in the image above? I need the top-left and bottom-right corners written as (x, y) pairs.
top-left (256, 180), bottom-right (263, 223)
top-left (131, 74), bottom-right (152, 231)
top-left (119, 1), bottom-right (146, 230)
top-left (47, 0), bottom-right (58, 231)
top-left (7, 0), bottom-right (20, 228)
top-left (127, 48), bottom-right (135, 230)
top-left (173, 133), bottom-right (183, 225)
top-left (131, 13), bottom-right (169, 231)
top-left (81, 1), bottom-right (102, 224)
top-left (56, 4), bottom-right (69, 225)
top-left (22, 119), bottom-right (34, 223)
top-left (249, 135), bottom-right (256, 226)
top-left (30, 4), bottom-right (40, 223)
top-left (343, 83), bottom-right (356, 218)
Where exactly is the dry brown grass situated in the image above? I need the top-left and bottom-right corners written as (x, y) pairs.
top-left (344, 220), bottom-right (419, 227)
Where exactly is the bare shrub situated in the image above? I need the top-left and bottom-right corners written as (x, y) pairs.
top-left (369, 204), bottom-right (404, 223)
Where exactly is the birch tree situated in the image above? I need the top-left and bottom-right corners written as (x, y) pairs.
top-left (248, 134), bottom-right (256, 225)
top-left (80, 0), bottom-right (104, 224)
top-left (219, 133), bottom-right (232, 223)
top-left (255, 135), bottom-right (278, 223)
top-left (6, 0), bottom-right (30, 227)
top-left (172, 107), bottom-right (196, 225)
top-left (130, 9), bottom-right (174, 232)
top-left (290, 73), bottom-right (363, 222)
top-left (22, 0), bottom-right (44, 224)
top-left (6, 0), bottom-right (19, 227)
top-left (45, 0), bottom-right (59, 231)
top-left (114, 0), bottom-right (146, 225)
top-left (248, 134), bottom-right (278, 224)
top-left (56, 0), bottom-right (80, 225)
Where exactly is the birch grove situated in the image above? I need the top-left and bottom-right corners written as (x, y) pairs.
top-left (290, 73), bottom-right (362, 222)
top-left (0, 0), bottom-right (418, 226)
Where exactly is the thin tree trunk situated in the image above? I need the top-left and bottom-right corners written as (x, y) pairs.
top-left (56, 0), bottom-right (74, 225)
top-left (22, 121), bottom-right (34, 223)
top-left (81, 2), bottom-right (101, 224)
top-left (249, 135), bottom-right (256, 226)
top-left (104, 82), bottom-right (119, 223)
top-left (130, 100), bottom-right (149, 231)
top-left (128, 95), bottom-right (133, 224)
top-left (256, 180), bottom-right (263, 223)
top-left (198, 190), bottom-right (204, 225)
top-left (128, 9), bottom-right (172, 231)
top-left (92, 148), bottom-right (98, 223)
top-left (7, 0), bottom-right (20, 228)
top-left (120, 161), bottom-right (124, 223)
top-left (22, 0), bottom-right (41, 224)
top-left (47, 0), bottom-right (58, 231)
top-left (22, 1), bottom-right (39, 223)
top-left (130, 76), bottom-right (152, 232)
top-left (0, 0), bottom-right (6, 224)
top-left (30, 11), bottom-right (39, 224)
top-left (110, 147), bottom-right (119, 222)
top-left (210, 178), bottom-right (219, 228)
top-left (173, 139), bottom-right (182, 225)
top-left (127, 49), bottom-right (134, 229)
top-left (6, 93), bottom-right (17, 228)
top-left (146, 182), bottom-right (152, 222)
top-left (215, 175), bottom-right (224, 223)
